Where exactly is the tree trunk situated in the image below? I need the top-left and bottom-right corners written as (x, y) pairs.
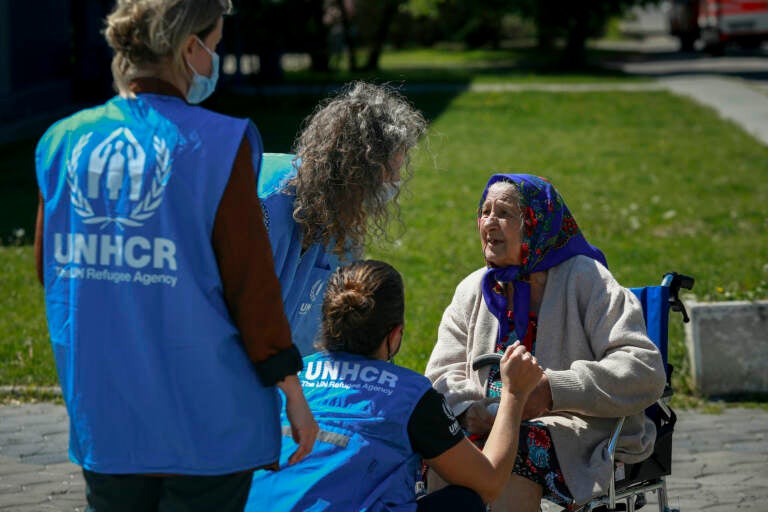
top-left (562, 13), bottom-right (589, 68)
top-left (307, 0), bottom-right (330, 72)
top-left (70, 0), bottom-right (114, 101)
top-left (335, 0), bottom-right (358, 71)
top-left (534, 3), bottom-right (557, 51)
top-left (259, 50), bottom-right (284, 81)
top-left (363, 0), bottom-right (401, 71)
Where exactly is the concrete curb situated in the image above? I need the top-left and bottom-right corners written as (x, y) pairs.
top-left (0, 387), bottom-right (62, 397)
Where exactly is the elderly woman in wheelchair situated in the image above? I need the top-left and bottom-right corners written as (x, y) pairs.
top-left (425, 174), bottom-right (667, 511)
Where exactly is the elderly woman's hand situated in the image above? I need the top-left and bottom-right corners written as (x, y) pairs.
top-left (521, 373), bottom-right (553, 421)
top-left (458, 398), bottom-right (499, 436)
top-left (500, 341), bottom-right (542, 400)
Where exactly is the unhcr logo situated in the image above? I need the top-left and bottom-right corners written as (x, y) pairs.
top-left (54, 127), bottom-right (179, 287)
top-left (302, 360), bottom-right (399, 395)
top-left (298, 279), bottom-right (325, 316)
top-left (67, 128), bottom-right (172, 229)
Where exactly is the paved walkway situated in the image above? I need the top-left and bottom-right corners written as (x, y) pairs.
top-left (659, 75), bottom-right (768, 146)
top-left (1, 403), bottom-right (766, 511)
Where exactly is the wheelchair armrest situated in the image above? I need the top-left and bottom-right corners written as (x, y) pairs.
top-left (607, 417), bottom-right (626, 460)
top-left (606, 397), bottom-right (676, 464)
top-left (472, 353), bottom-right (502, 371)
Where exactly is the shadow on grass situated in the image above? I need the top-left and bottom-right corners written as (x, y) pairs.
top-left (0, 78), bottom-right (470, 242)
top-left (0, 88), bottom-right (466, 242)
top-left (0, 139), bottom-right (40, 246)
top-left (206, 87), bottom-right (465, 153)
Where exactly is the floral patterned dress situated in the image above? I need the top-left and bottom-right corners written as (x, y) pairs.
top-left (484, 282), bottom-right (575, 510)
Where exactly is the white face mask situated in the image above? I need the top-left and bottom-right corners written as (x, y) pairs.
top-left (380, 180), bottom-right (401, 203)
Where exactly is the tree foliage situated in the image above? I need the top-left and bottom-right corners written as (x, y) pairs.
top-left (227, 0), bottom-right (330, 79)
top-left (225, 0), bottom-right (661, 77)
top-left (511, 0), bottom-right (660, 63)
top-left (403, 0), bottom-right (661, 63)
top-left (402, 0), bottom-right (517, 48)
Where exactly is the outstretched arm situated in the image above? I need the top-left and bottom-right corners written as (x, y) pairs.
top-left (426, 343), bottom-right (542, 504)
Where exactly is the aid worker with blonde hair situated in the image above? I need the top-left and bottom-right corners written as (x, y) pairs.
top-left (34, 1), bottom-right (317, 510)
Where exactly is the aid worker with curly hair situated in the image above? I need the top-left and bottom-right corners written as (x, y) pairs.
top-left (257, 81), bottom-right (427, 356)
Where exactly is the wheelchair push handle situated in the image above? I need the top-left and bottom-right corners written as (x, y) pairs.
top-left (472, 353), bottom-right (503, 371)
top-left (662, 272), bottom-right (695, 323)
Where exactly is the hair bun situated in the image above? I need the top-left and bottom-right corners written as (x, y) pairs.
top-left (104, 4), bottom-right (156, 63)
top-left (333, 288), bottom-right (374, 316)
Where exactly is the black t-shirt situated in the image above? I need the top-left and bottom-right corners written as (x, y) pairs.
top-left (407, 388), bottom-right (465, 459)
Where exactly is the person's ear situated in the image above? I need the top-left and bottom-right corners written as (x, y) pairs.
top-left (387, 324), bottom-right (404, 355)
top-left (386, 324), bottom-right (402, 341)
top-left (183, 34), bottom-right (198, 59)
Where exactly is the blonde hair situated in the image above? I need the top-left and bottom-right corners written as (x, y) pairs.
top-left (291, 82), bottom-right (427, 257)
top-left (104, 0), bottom-right (232, 95)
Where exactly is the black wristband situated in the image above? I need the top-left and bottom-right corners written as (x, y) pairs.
top-left (253, 344), bottom-right (303, 387)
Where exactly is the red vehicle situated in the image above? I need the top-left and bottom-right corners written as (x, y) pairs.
top-left (699, 0), bottom-right (768, 52)
top-left (668, 0), bottom-right (768, 52)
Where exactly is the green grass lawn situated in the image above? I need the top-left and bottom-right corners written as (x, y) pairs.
top-left (364, 89), bottom-right (768, 399)
top-left (1, 50), bottom-right (767, 405)
top-left (0, 245), bottom-right (52, 386)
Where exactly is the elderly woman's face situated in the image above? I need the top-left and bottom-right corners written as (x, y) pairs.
top-left (479, 185), bottom-right (523, 267)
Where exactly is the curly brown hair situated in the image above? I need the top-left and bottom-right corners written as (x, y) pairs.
top-left (318, 260), bottom-right (404, 357)
top-left (290, 82), bottom-right (427, 257)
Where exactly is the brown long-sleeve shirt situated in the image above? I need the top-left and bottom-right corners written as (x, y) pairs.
top-left (34, 78), bottom-right (301, 386)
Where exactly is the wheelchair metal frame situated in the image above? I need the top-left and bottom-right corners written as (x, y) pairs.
top-left (572, 272), bottom-right (694, 512)
top-left (469, 272), bottom-right (694, 512)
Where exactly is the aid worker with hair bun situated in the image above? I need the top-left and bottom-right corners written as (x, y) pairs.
top-left (33, 1), bottom-right (317, 510)
top-left (248, 260), bottom-right (542, 512)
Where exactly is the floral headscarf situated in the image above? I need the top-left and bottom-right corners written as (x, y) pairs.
top-left (479, 174), bottom-right (607, 346)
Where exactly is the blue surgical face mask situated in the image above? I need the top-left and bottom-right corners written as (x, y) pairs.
top-left (185, 36), bottom-right (219, 104)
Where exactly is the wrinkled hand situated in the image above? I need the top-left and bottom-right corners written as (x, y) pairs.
top-left (279, 376), bottom-right (319, 465)
top-left (500, 341), bottom-right (543, 399)
top-left (521, 373), bottom-right (553, 421)
top-left (458, 398), bottom-right (499, 436)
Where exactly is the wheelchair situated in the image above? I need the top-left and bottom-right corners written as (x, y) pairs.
top-left (471, 272), bottom-right (694, 512)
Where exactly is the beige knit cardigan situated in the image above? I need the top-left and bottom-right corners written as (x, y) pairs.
top-left (425, 255), bottom-right (667, 504)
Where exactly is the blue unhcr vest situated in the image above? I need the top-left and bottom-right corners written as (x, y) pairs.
top-left (247, 351), bottom-right (433, 511)
top-left (257, 153), bottom-right (348, 356)
top-left (35, 93), bottom-right (282, 475)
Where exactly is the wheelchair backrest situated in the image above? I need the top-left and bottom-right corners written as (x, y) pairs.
top-left (629, 272), bottom-right (694, 383)
top-left (628, 284), bottom-right (671, 367)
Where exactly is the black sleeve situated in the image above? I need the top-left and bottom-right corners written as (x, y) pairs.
top-left (408, 388), bottom-right (465, 460)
